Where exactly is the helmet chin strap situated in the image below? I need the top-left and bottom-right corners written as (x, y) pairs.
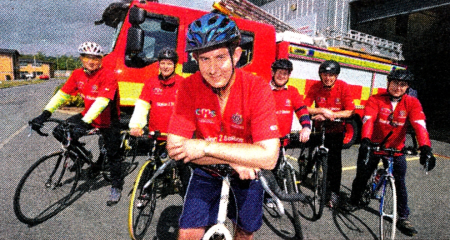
top-left (83, 67), bottom-right (100, 75)
top-left (271, 78), bottom-right (287, 88)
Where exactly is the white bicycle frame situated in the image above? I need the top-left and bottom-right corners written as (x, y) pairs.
top-left (203, 175), bottom-right (233, 240)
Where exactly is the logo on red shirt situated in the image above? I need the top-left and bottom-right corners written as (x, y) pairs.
top-left (335, 98), bottom-right (341, 104)
top-left (91, 85), bottom-right (98, 93)
top-left (153, 87), bottom-right (163, 95)
top-left (285, 99), bottom-right (292, 107)
top-left (231, 113), bottom-right (243, 125)
top-left (196, 108), bottom-right (216, 118)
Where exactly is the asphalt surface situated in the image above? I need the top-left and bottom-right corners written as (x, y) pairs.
top-left (1, 80), bottom-right (449, 239)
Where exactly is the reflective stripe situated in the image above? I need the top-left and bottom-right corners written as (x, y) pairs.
top-left (129, 99), bottom-right (151, 129)
top-left (81, 97), bottom-right (110, 124)
top-left (44, 90), bottom-right (71, 113)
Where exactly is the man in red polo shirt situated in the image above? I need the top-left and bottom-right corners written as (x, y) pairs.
top-left (129, 48), bottom-right (183, 154)
top-left (304, 60), bottom-right (355, 208)
top-left (30, 42), bottom-right (123, 206)
top-left (166, 13), bottom-right (280, 240)
top-left (265, 58), bottom-right (311, 208)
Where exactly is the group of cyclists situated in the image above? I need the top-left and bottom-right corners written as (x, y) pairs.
top-left (30, 12), bottom-right (437, 239)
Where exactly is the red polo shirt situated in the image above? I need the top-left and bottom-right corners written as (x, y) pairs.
top-left (168, 69), bottom-right (279, 143)
top-left (272, 85), bottom-right (310, 136)
top-left (138, 74), bottom-right (183, 133)
top-left (61, 67), bottom-right (120, 128)
top-left (304, 80), bottom-right (355, 133)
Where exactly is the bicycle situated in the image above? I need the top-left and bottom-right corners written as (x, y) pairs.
top-left (358, 132), bottom-right (401, 240)
top-left (295, 120), bottom-right (334, 221)
top-left (13, 118), bottom-right (136, 225)
top-left (128, 130), bottom-right (188, 240)
top-left (263, 134), bottom-right (306, 238)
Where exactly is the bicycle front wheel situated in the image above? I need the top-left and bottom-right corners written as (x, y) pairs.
top-left (285, 168), bottom-right (303, 238)
top-left (13, 151), bottom-right (80, 225)
top-left (311, 150), bottom-right (327, 220)
top-left (380, 177), bottom-right (397, 240)
top-left (128, 160), bottom-right (157, 240)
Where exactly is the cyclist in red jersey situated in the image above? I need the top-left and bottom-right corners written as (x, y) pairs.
top-left (264, 58), bottom-right (311, 208)
top-left (304, 60), bottom-right (355, 208)
top-left (166, 13), bottom-right (280, 240)
top-left (129, 48), bottom-right (183, 156)
top-left (342, 69), bottom-right (436, 236)
top-left (30, 42), bottom-right (123, 206)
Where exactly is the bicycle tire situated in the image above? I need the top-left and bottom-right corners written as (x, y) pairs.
top-left (13, 151), bottom-right (80, 225)
top-left (380, 177), bottom-right (397, 240)
top-left (311, 149), bottom-right (327, 220)
top-left (285, 167), bottom-right (303, 238)
top-left (128, 160), bottom-right (158, 240)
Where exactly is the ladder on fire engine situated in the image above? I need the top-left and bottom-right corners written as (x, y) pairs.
top-left (213, 0), bottom-right (296, 33)
top-left (213, 0), bottom-right (404, 61)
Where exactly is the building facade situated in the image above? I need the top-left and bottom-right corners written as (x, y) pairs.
top-left (0, 49), bottom-right (20, 80)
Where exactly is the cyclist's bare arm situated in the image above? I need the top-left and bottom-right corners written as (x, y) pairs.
top-left (167, 134), bottom-right (279, 171)
top-left (307, 107), bottom-right (353, 121)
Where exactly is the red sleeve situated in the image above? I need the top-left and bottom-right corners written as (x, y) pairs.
top-left (168, 76), bottom-right (196, 138)
top-left (361, 96), bottom-right (378, 139)
top-left (138, 78), bottom-right (155, 103)
top-left (97, 70), bottom-right (118, 100)
top-left (304, 83), bottom-right (318, 107)
top-left (290, 87), bottom-right (311, 128)
top-left (341, 81), bottom-right (355, 111)
top-left (249, 76), bottom-right (280, 142)
top-left (406, 96), bottom-right (431, 147)
top-left (60, 70), bottom-right (80, 95)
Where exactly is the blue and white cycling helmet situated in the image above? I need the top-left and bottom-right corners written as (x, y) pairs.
top-left (78, 42), bottom-right (104, 56)
top-left (186, 13), bottom-right (241, 52)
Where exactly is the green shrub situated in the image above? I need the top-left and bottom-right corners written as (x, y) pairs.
top-left (54, 83), bottom-right (84, 107)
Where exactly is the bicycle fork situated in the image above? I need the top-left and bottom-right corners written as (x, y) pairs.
top-left (202, 176), bottom-right (233, 240)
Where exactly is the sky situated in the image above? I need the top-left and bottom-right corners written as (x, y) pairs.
top-left (0, 0), bottom-right (215, 56)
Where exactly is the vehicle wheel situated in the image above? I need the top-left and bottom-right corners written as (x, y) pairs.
top-left (128, 160), bottom-right (158, 240)
top-left (13, 151), bottom-right (79, 225)
top-left (311, 149), bottom-right (327, 220)
top-left (343, 118), bottom-right (359, 149)
top-left (380, 177), bottom-right (397, 240)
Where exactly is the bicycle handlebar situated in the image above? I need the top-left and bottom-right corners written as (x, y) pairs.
top-left (258, 170), bottom-right (311, 203)
top-left (28, 118), bottom-right (66, 137)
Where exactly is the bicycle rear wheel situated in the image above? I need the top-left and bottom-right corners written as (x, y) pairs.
top-left (380, 177), bottom-right (397, 240)
top-left (128, 160), bottom-right (158, 240)
top-left (311, 150), bottom-right (327, 220)
top-left (13, 151), bottom-right (80, 225)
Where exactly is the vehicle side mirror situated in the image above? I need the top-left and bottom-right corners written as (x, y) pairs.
top-left (128, 6), bottom-right (145, 25)
top-left (126, 26), bottom-right (144, 53)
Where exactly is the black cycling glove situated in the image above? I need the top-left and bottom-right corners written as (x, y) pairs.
top-left (71, 121), bottom-right (91, 140)
top-left (30, 110), bottom-right (52, 131)
top-left (419, 145), bottom-right (436, 171)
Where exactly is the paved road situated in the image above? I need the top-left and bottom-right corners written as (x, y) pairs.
top-left (1, 81), bottom-right (449, 239)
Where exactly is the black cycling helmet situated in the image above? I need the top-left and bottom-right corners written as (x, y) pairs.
top-left (271, 59), bottom-right (293, 73)
top-left (186, 13), bottom-right (241, 53)
top-left (157, 48), bottom-right (178, 64)
top-left (319, 60), bottom-right (340, 75)
top-left (387, 69), bottom-right (414, 83)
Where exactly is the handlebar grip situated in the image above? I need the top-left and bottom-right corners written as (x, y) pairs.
top-left (259, 170), bottom-right (310, 203)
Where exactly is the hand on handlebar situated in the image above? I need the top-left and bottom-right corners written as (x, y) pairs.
top-left (419, 145), bottom-right (436, 172)
top-left (129, 127), bottom-right (144, 137)
top-left (30, 110), bottom-right (52, 132)
top-left (70, 121), bottom-right (90, 140)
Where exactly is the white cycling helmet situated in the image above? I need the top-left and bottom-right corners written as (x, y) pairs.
top-left (78, 42), bottom-right (104, 56)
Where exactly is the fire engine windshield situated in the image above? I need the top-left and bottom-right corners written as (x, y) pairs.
top-left (125, 16), bottom-right (178, 68)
